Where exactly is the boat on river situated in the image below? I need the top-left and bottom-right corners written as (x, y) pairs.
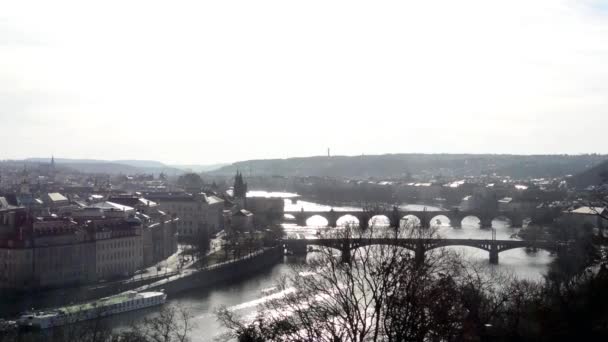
top-left (17, 291), bottom-right (166, 330)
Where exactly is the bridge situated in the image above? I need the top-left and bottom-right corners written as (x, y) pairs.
top-left (285, 207), bottom-right (537, 229)
top-left (282, 238), bottom-right (562, 265)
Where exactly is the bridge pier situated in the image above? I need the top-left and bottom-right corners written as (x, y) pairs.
top-left (389, 206), bottom-right (400, 229)
top-left (414, 243), bottom-right (425, 266)
top-left (287, 242), bottom-right (308, 256)
top-left (421, 217), bottom-right (431, 229)
top-left (358, 213), bottom-right (369, 230)
top-left (510, 216), bottom-right (524, 228)
top-left (489, 244), bottom-right (499, 265)
top-left (480, 217), bottom-right (493, 229)
top-left (296, 209), bottom-right (307, 226)
top-left (341, 241), bottom-right (352, 264)
top-left (449, 216), bottom-right (462, 228)
top-left (328, 209), bottom-right (338, 228)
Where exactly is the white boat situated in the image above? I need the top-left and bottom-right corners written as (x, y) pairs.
top-left (17, 291), bottom-right (167, 330)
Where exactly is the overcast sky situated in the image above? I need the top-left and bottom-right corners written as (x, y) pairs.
top-left (1, 0), bottom-right (608, 165)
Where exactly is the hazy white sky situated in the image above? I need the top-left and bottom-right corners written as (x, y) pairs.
top-left (1, 0), bottom-right (608, 164)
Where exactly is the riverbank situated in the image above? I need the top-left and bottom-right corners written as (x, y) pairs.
top-left (0, 273), bottom-right (175, 318)
top-left (139, 246), bottom-right (284, 295)
top-left (0, 247), bottom-right (284, 320)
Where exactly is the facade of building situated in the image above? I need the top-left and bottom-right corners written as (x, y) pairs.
top-left (141, 218), bottom-right (178, 268)
top-left (0, 208), bottom-right (178, 291)
top-left (231, 209), bottom-right (254, 231)
top-left (563, 206), bottom-right (606, 229)
top-left (245, 196), bottom-right (284, 226)
top-left (94, 222), bottom-right (143, 281)
top-left (30, 218), bottom-right (96, 287)
top-left (145, 192), bottom-right (224, 238)
top-left (0, 242), bottom-right (32, 289)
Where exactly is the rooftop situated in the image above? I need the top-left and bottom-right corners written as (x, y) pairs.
top-left (567, 206), bottom-right (607, 216)
top-left (47, 192), bottom-right (68, 203)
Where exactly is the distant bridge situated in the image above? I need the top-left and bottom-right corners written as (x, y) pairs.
top-left (285, 207), bottom-right (541, 229)
top-left (282, 238), bottom-right (562, 264)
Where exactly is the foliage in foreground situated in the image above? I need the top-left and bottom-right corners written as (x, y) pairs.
top-left (1, 306), bottom-right (193, 342)
top-left (217, 223), bottom-right (608, 342)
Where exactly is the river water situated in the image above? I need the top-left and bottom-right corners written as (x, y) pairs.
top-left (127, 193), bottom-right (554, 342)
top-left (9, 192), bottom-right (555, 341)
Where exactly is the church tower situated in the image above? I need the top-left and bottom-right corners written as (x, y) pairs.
top-left (233, 171), bottom-right (248, 208)
top-left (19, 165), bottom-right (30, 195)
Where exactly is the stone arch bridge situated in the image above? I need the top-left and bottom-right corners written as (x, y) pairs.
top-left (282, 238), bottom-right (562, 265)
top-left (286, 207), bottom-right (535, 229)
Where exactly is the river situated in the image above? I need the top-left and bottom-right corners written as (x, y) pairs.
top-left (8, 192), bottom-right (555, 341)
top-left (126, 192), bottom-right (554, 341)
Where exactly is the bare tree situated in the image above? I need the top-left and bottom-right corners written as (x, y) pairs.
top-left (114, 306), bottom-right (194, 342)
top-left (218, 224), bottom-right (504, 341)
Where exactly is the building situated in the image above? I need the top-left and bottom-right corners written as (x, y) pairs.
top-left (82, 196), bottom-right (178, 270)
top-left (140, 217), bottom-right (177, 267)
top-left (42, 192), bottom-right (69, 209)
top-left (0, 241), bottom-right (33, 289)
top-left (93, 218), bottom-right (143, 280)
top-left (0, 190), bottom-right (181, 291)
top-left (0, 203), bottom-right (32, 288)
top-left (231, 209), bottom-right (254, 231)
top-left (245, 196), bottom-right (284, 226)
top-left (145, 192), bottom-right (224, 238)
top-left (563, 206), bottom-right (606, 229)
top-left (0, 210), bottom-right (176, 291)
top-left (498, 197), bottom-right (513, 212)
top-left (30, 217), bottom-right (97, 287)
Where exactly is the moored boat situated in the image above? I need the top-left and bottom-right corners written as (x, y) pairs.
top-left (17, 291), bottom-right (167, 330)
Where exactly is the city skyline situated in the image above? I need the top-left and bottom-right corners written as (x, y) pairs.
top-left (2, 0), bottom-right (608, 164)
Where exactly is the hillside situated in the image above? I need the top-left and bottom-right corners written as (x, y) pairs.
top-left (24, 158), bottom-right (184, 175)
top-left (570, 159), bottom-right (608, 188)
top-left (170, 163), bottom-right (229, 173)
top-left (208, 154), bottom-right (608, 179)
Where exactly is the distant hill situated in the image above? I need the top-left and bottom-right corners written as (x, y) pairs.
top-left (114, 160), bottom-right (168, 168)
top-left (170, 163), bottom-right (229, 173)
top-left (208, 154), bottom-right (608, 179)
top-left (570, 159), bottom-right (608, 188)
top-left (24, 158), bottom-right (184, 175)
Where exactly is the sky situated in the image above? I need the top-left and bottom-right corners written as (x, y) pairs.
top-left (1, 0), bottom-right (608, 165)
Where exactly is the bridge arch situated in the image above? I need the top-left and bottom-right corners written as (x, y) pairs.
top-left (495, 245), bottom-right (556, 253)
top-left (369, 215), bottom-right (390, 228)
top-left (429, 214), bottom-right (451, 228)
top-left (337, 214), bottom-right (360, 227)
top-left (400, 215), bottom-right (421, 228)
top-left (462, 216), bottom-right (481, 228)
top-left (306, 215), bottom-right (329, 227)
top-left (492, 215), bottom-right (513, 228)
top-left (282, 238), bottom-right (559, 265)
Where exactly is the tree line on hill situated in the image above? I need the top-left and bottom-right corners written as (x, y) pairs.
top-left (209, 154), bottom-right (607, 180)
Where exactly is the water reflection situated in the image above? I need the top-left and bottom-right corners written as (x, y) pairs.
top-left (33, 193), bottom-right (558, 341)
top-left (337, 214), bottom-right (359, 226)
top-left (186, 194), bottom-right (553, 341)
top-left (305, 215), bottom-right (328, 227)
